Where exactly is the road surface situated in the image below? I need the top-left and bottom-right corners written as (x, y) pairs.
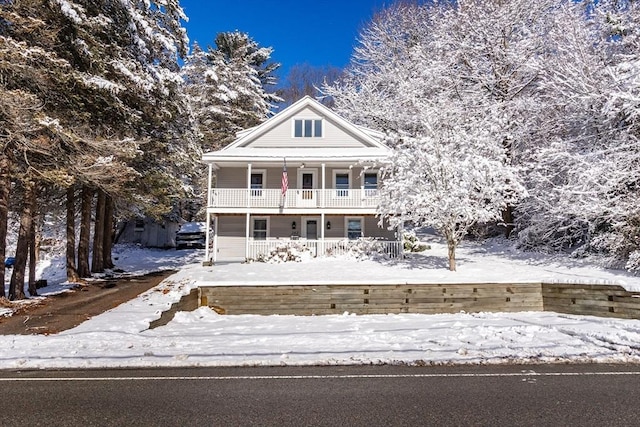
top-left (0, 364), bottom-right (638, 426)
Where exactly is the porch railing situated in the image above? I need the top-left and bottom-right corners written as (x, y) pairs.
top-left (209, 188), bottom-right (379, 209)
top-left (247, 239), bottom-right (403, 261)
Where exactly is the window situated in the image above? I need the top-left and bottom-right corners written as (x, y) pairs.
top-left (364, 172), bottom-right (378, 189)
top-left (250, 171), bottom-right (264, 196)
top-left (364, 172), bottom-right (378, 196)
top-left (253, 218), bottom-right (268, 240)
top-left (294, 119), bottom-right (323, 137)
top-left (335, 172), bottom-right (350, 197)
top-left (347, 218), bottom-right (363, 240)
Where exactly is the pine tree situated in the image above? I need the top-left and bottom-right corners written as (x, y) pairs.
top-left (1, 0), bottom-right (198, 291)
top-left (182, 32), bottom-right (282, 151)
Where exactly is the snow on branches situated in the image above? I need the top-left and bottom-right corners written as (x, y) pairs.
top-left (327, 0), bottom-right (640, 272)
top-left (378, 109), bottom-right (524, 271)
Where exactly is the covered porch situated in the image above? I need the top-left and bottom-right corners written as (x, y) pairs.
top-left (204, 214), bottom-right (401, 263)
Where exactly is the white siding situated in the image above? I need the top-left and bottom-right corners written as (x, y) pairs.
top-left (247, 106), bottom-right (367, 149)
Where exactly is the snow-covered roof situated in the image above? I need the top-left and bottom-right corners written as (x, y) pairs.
top-left (202, 96), bottom-right (390, 167)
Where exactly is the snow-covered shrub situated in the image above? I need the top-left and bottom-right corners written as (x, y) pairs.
top-left (516, 217), bottom-right (591, 253)
top-left (252, 243), bottom-right (313, 263)
top-left (403, 231), bottom-right (429, 252)
top-left (326, 238), bottom-right (401, 260)
top-left (588, 218), bottom-right (640, 271)
top-left (626, 251), bottom-right (640, 273)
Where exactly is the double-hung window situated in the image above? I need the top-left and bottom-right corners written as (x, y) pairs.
top-left (335, 172), bottom-right (350, 197)
top-left (346, 217), bottom-right (363, 240)
top-left (294, 119), bottom-right (323, 138)
top-left (253, 218), bottom-right (268, 240)
top-left (363, 172), bottom-right (378, 197)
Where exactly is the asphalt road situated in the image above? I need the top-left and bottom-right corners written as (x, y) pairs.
top-left (1, 364), bottom-right (639, 426)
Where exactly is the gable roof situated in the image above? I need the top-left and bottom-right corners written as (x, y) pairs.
top-left (202, 96), bottom-right (390, 166)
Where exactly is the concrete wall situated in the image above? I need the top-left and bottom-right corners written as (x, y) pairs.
top-left (154, 282), bottom-right (640, 321)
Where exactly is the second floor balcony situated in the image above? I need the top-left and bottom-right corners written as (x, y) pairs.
top-left (208, 188), bottom-right (380, 211)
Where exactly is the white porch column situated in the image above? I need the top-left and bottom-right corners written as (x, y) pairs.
top-left (213, 214), bottom-right (218, 263)
top-left (321, 163), bottom-right (326, 208)
top-left (246, 163), bottom-right (252, 209)
top-left (320, 163), bottom-right (326, 243)
top-left (245, 213), bottom-right (250, 261)
top-left (203, 163), bottom-right (213, 264)
top-left (207, 163), bottom-right (213, 206)
top-left (204, 211), bottom-right (211, 264)
top-left (245, 163), bottom-right (252, 261)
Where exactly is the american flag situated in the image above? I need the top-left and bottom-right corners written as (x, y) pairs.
top-left (281, 159), bottom-right (288, 197)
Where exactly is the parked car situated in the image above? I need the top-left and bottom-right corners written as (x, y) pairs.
top-left (175, 222), bottom-right (207, 249)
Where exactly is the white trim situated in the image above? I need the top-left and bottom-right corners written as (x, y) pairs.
top-left (345, 216), bottom-right (364, 240)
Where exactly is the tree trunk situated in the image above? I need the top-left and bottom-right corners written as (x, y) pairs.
top-left (27, 211), bottom-right (38, 297)
top-left (9, 180), bottom-right (36, 300)
top-left (66, 185), bottom-right (80, 282)
top-left (502, 205), bottom-right (515, 238)
top-left (0, 154), bottom-right (10, 298)
top-left (77, 186), bottom-right (93, 278)
top-left (447, 238), bottom-right (457, 272)
top-left (91, 190), bottom-right (105, 273)
top-left (103, 194), bottom-right (115, 269)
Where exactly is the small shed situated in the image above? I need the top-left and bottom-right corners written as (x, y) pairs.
top-left (115, 218), bottom-right (181, 248)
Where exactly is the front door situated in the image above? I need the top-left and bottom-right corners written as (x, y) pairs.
top-left (306, 220), bottom-right (318, 240)
top-left (297, 169), bottom-right (317, 206)
top-left (302, 172), bottom-right (313, 199)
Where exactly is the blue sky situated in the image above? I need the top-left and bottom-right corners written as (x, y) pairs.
top-left (178, 1), bottom-right (388, 80)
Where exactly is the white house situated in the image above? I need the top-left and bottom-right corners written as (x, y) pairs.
top-left (202, 96), bottom-right (400, 263)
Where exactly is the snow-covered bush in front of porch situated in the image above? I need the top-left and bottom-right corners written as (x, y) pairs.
top-left (252, 242), bottom-right (314, 263)
top-left (326, 238), bottom-right (402, 260)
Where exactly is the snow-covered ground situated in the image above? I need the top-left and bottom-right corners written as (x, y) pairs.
top-left (2, 237), bottom-right (640, 369)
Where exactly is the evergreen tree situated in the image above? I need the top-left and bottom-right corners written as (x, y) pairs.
top-left (1, 0), bottom-right (197, 293)
top-left (181, 32), bottom-right (281, 151)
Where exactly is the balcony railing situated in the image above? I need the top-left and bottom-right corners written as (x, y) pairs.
top-left (208, 188), bottom-right (379, 209)
top-left (247, 239), bottom-right (403, 260)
